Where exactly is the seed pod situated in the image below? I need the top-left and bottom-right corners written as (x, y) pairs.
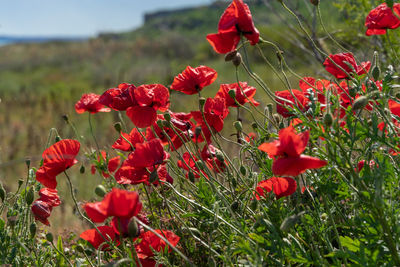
top-left (233, 121), bottom-right (243, 132)
top-left (163, 113), bottom-right (171, 122)
top-left (46, 233), bottom-right (54, 243)
top-left (25, 187), bottom-right (34, 205)
top-left (232, 53), bottom-right (242, 67)
top-left (240, 165), bottom-right (247, 176)
top-left (30, 222), bottom-right (37, 238)
top-left (224, 50), bottom-right (237, 62)
top-left (352, 96), bottom-right (369, 111)
top-left (323, 113), bottom-right (333, 127)
top-left (215, 151), bottom-right (225, 162)
top-left (114, 122), bottom-right (122, 133)
top-left (95, 185), bottom-right (107, 198)
top-left (127, 217), bottom-right (139, 238)
top-left (228, 89), bottom-right (236, 99)
top-left (199, 97), bottom-right (206, 108)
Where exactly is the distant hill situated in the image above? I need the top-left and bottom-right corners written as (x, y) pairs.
top-left (0, 36), bottom-right (87, 46)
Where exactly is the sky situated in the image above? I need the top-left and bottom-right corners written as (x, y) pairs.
top-left (0, 0), bottom-right (214, 37)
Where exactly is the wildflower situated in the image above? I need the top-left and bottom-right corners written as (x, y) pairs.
top-left (275, 89), bottom-right (309, 118)
top-left (90, 151), bottom-right (121, 178)
top-left (170, 65), bottom-right (217, 95)
top-left (36, 139), bottom-right (80, 189)
top-left (254, 177), bottom-right (297, 200)
top-left (323, 53), bottom-right (371, 79)
top-left (31, 188), bottom-right (61, 225)
top-left (258, 125), bottom-right (327, 176)
top-left (99, 83), bottom-right (137, 111)
top-left (207, 0), bottom-right (259, 54)
top-left (112, 128), bottom-right (144, 152)
top-left (80, 225), bottom-right (117, 250)
top-left (125, 139), bottom-right (169, 169)
top-left (75, 93), bottom-right (111, 114)
top-left (365, 3), bottom-right (400, 36)
top-left (216, 82), bottom-right (259, 107)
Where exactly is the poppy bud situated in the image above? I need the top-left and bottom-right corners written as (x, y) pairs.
top-left (55, 136), bottom-right (62, 142)
top-left (372, 66), bottom-right (380, 81)
top-left (251, 122), bottom-right (258, 129)
top-left (240, 165), bottom-right (247, 175)
top-left (127, 217), bottom-right (139, 238)
top-left (164, 113), bottom-right (171, 122)
top-left (79, 165), bottom-right (85, 174)
top-left (114, 122), bottom-right (122, 133)
top-left (156, 120), bottom-right (164, 128)
top-left (46, 233), bottom-right (54, 243)
top-left (188, 171), bottom-right (195, 183)
top-left (232, 53), bottom-right (242, 67)
top-left (195, 127), bottom-right (202, 138)
top-left (225, 50), bottom-right (237, 61)
top-left (196, 161), bottom-right (205, 170)
top-left (95, 185), bottom-right (107, 197)
top-left (386, 0), bottom-right (394, 8)
top-left (199, 97), bottom-right (206, 108)
top-left (25, 187), bottom-right (34, 205)
top-left (215, 151), bottom-right (225, 162)
top-left (231, 176), bottom-right (237, 188)
top-left (352, 96), bottom-right (369, 111)
top-left (228, 89), bottom-right (236, 99)
top-left (233, 121), bottom-right (243, 132)
top-left (30, 222), bottom-right (37, 237)
top-left (323, 113), bottom-right (333, 127)
top-left (348, 87), bottom-right (357, 98)
top-left (18, 179), bottom-right (24, 188)
top-left (162, 120), bottom-right (170, 128)
top-left (250, 199), bottom-right (258, 210)
top-left (25, 158), bottom-right (31, 168)
top-left (76, 244), bottom-right (85, 253)
top-left (149, 170), bottom-right (158, 183)
top-left (309, 0), bottom-right (319, 5)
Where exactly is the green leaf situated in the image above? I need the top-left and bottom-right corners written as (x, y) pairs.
top-left (340, 236), bottom-right (360, 252)
top-left (248, 233), bottom-right (265, 244)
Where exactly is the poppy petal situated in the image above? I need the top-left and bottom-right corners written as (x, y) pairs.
top-left (126, 106), bottom-right (157, 128)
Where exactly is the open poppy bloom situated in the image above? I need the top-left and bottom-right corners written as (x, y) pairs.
top-left (323, 53), bottom-right (371, 79)
top-left (99, 83), bottom-right (137, 111)
top-left (91, 151), bottom-right (121, 178)
top-left (389, 99), bottom-right (400, 117)
top-left (275, 89), bottom-right (310, 118)
top-left (36, 139), bottom-right (80, 189)
top-left (125, 139), bottom-right (169, 169)
top-left (115, 163), bottom-right (173, 186)
top-left (31, 188), bottom-right (61, 225)
top-left (126, 84), bottom-right (170, 128)
top-left (83, 188), bottom-right (142, 223)
top-left (170, 65), bottom-right (217, 95)
top-left (75, 93), bottom-right (111, 114)
top-left (254, 177), bottom-right (297, 200)
top-left (258, 125), bottom-right (327, 176)
top-left (135, 230), bottom-right (180, 267)
top-left (365, 3), bottom-right (400, 36)
top-left (80, 225), bottom-right (117, 250)
top-left (112, 128), bottom-right (145, 152)
top-left (216, 82), bottom-right (259, 107)
top-left (207, 0), bottom-right (259, 54)
top-left (299, 77), bottom-right (332, 105)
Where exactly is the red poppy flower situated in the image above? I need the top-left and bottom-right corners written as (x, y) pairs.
top-left (125, 139), bottom-right (169, 169)
top-left (254, 177), bottom-right (297, 200)
top-left (323, 53), bottom-right (371, 79)
top-left (299, 77), bottom-right (332, 105)
top-left (112, 128), bottom-right (144, 152)
top-left (177, 152), bottom-right (207, 179)
top-left (170, 65), bottom-right (217, 95)
top-left (216, 82), bottom-right (259, 107)
top-left (275, 89), bottom-right (310, 118)
top-left (126, 84), bottom-right (170, 128)
top-left (80, 225), bottom-right (117, 250)
top-left (245, 132), bottom-right (257, 143)
top-left (99, 83), bottom-right (137, 111)
top-left (389, 99), bottom-right (400, 117)
top-left (75, 93), bottom-right (111, 114)
top-left (91, 151), bottom-right (121, 178)
top-left (258, 125), bottom-right (327, 176)
top-left (365, 3), bottom-right (400, 36)
top-left (201, 144), bottom-right (226, 173)
top-left (31, 200), bottom-right (52, 226)
top-left (146, 112), bottom-right (193, 151)
top-left (135, 230), bottom-right (180, 262)
top-left (36, 139), bottom-right (80, 189)
top-left (207, 0), bottom-right (259, 54)
top-left (38, 188), bottom-right (61, 207)
top-left (357, 160), bottom-right (376, 172)
top-left (84, 188), bottom-right (142, 223)
top-left (115, 163), bottom-right (173, 186)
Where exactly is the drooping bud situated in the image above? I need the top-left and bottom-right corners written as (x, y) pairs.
top-left (79, 165), bottom-right (85, 174)
top-left (94, 185), bottom-right (107, 198)
top-left (215, 151), bottom-right (225, 162)
top-left (276, 50), bottom-right (283, 62)
top-left (323, 113), bottom-right (333, 127)
top-left (114, 122), bottom-right (122, 133)
top-left (225, 50), bottom-right (237, 62)
top-left (25, 187), bottom-right (34, 205)
top-left (372, 51), bottom-right (380, 81)
top-left (46, 232), bottom-right (54, 243)
top-left (272, 113), bottom-right (281, 124)
top-left (156, 120), bottom-right (164, 128)
top-left (352, 96), bottom-right (369, 111)
top-left (232, 52), bottom-right (242, 67)
top-left (30, 222), bottom-right (37, 237)
top-left (127, 217), bottom-right (140, 238)
top-left (233, 121), bottom-right (243, 132)
top-left (228, 89), bottom-right (236, 99)
top-left (163, 113), bottom-right (171, 122)
top-left (240, 165), bottom-right (247, 176)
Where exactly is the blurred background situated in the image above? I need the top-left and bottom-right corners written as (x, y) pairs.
top-left (0, 0), bottom-right (384, 232)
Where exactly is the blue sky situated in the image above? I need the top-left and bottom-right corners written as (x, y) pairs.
top-left (0, 0), bottom-right (214, 37)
